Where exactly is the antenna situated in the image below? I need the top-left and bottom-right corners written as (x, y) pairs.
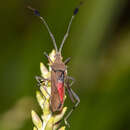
top-left (59, 2), bottom-right (83, 53)
top-left (27, 6), bottom-right (58, 52)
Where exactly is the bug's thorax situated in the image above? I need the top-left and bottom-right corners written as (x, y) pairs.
top-left (52, 52), bottom-right (66, 71)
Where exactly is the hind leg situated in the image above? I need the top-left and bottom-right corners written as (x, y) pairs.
top-left (64, 76), bottom-right (80, 127)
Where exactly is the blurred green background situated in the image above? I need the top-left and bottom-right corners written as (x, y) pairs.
top-left (0, 0), bottom-right (130, 130)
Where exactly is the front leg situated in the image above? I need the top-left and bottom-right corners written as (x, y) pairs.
top-left (44, 51), bottom-right (53, 64)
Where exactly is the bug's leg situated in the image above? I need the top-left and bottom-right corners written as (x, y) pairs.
top-left (64, 57), bottom-right (71, 65)
top-left (35, 76), bottom-right (46, 87)
top-left (35, 75), bottom-right (50, 86)
top-left (37, 85), bottom-right (51, 108)
top-left (35, 76), bottom-right (51, 108)
top-left (35, 75), bottom-right (49, 82)
top-left (64, 77), bottom-right (80, 127)
top-left (64, 89), bottom-right (80, 127)
top-left (35, 76), bottom-right (51, 97)
top-left (44, 52), bottom-right (53, 64)
top-left (64, 88), bottom-right (80, 127)
top-left (65, 76), bottom-right (75, 103)
top-left (42, 85), bottom-right (51, 99)
top-left (67, 76), bottom-right (75, 87)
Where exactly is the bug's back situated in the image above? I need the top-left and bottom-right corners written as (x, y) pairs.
top-left (50, 54), bottom-right (66, 112)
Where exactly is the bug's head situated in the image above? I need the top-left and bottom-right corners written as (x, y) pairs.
top-left (54, 52), bottom-right (63, 61)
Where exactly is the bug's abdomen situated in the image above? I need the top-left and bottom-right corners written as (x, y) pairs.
top-left (57, 81), bottom-right (64, 103)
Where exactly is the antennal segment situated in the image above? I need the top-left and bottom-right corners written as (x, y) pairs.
top-left (27, 6), bottom-right (58, 52)
top-left (59, 15), bottom-right (74, 53)
top-left (59, 2), bottom-right (83, 53)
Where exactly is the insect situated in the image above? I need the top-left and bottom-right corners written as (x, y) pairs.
top-left (28, 3), bottom-right (82, 126)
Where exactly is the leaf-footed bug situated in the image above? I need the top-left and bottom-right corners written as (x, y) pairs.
top-left (28, 2), bottom-right (82, 127)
